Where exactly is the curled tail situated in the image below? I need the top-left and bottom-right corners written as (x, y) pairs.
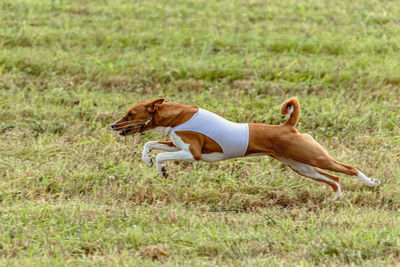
top-left (281, 97), bottom-right (301, 128)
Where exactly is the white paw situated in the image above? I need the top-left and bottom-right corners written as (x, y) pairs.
top-left (156, 164), bottom-right (168, 178)
top-left (368, 179), bottom-right (380, 187)
top-left (142, 154), bottom-right (153, 167)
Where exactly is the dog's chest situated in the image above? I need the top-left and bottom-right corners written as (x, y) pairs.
top-left (170, 132), bottom-right (190, 150)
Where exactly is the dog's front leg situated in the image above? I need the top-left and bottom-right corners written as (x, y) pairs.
top-left (155, 150), bottom-right (194, 178)
top-left (142, 141), bottom-right (180, 167)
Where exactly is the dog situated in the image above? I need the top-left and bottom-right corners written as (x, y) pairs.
top-left (110, 97), bottom-right (380, 195)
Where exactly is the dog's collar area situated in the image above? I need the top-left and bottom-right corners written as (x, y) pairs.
top-left (138, 118), bottom-right (152, 134)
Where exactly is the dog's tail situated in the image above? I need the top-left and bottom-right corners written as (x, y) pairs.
top-left (281, 97), bottom-right (301, 128)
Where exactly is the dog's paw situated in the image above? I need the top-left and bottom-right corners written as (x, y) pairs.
top-left (142, 154), bottom-right (153, 167)
top-left (368, 179), bottom-right (380, 187)
top-left (334, 190), bottom-right (345, 199)
top-left (161, 166), bottom-right (168, 178)
top-left (157, 165), bottom-right (168, 178)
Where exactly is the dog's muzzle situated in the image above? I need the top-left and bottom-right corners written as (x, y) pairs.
top-left (118, 126), bottom-right (134, 136)
top-left (110, 117), bottom-right (152, 136)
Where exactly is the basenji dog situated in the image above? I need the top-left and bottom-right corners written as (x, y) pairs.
top-left (110, 98), bottom-right (380, 195)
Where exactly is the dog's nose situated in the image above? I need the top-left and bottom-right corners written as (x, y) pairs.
top-left (110, 123), bottom-right (116, 130)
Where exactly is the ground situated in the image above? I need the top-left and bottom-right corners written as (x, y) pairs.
top-left (1, 0), bottom-right (400, 265)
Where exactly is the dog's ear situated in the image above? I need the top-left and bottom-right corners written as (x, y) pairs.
top-left (146, 98), bottom-right (164, 112)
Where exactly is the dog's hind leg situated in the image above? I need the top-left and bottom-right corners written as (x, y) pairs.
top-left (277, 156), bottom-right (342, 195)
top-left (308, 158), bottom-right (380, 188)
top-left (354, 169), bottom-right (380, 187)
top-left (142, 141), bottom-right (180, 167)
top-left (283, 134), bottom-right (380, 188)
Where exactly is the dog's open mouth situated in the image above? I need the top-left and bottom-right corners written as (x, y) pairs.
top-left (119, 126), bottom-right (134, 136)
top-left (111, 117), bottom-right (151, 136)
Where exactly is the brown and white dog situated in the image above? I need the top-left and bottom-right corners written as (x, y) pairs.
top-left (110, 98), bottom-right (380, 195)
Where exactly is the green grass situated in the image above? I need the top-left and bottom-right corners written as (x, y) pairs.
top-left (1, 0), bottom-right (400, 265)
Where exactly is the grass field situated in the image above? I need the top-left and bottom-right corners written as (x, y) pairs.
top-left (1, 0), bottom-right (400, 265)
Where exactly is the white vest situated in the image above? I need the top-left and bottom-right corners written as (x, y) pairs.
top-left (170, 108), bottom-right (249, 159)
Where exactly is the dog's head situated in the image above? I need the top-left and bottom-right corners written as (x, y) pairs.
top-left (111, 98), bottom-right (164, 136)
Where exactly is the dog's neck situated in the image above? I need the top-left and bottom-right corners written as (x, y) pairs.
top-left (153, 102), bottom-right (198, 128)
